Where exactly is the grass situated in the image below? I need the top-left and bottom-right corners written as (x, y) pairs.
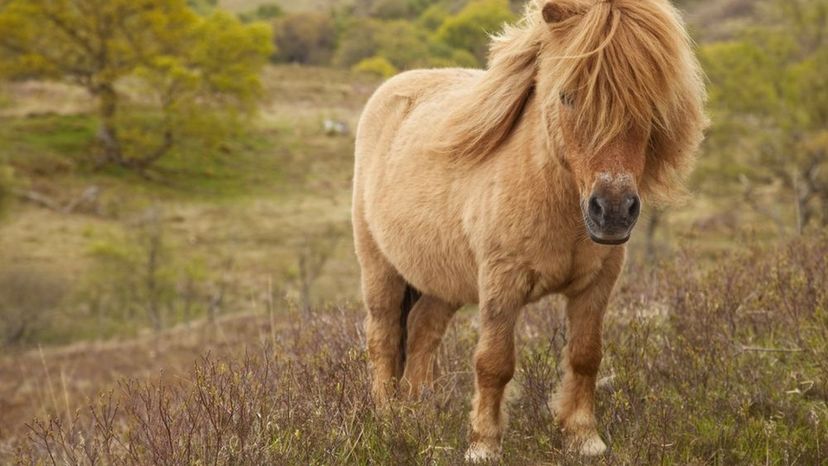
top-left (6, 234), bottom-right (827, 464)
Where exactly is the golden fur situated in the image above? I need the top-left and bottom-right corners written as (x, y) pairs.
top-left (352, 0), bottom-right (706, 459)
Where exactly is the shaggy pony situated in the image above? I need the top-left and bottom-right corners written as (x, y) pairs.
top-left (352, 0), bottom-right (705, 460)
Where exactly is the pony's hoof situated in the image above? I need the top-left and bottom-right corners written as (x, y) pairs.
top-left (572, 433), bottom-right (607, 456)
top-left (464, 442), bottom-right (500, 463)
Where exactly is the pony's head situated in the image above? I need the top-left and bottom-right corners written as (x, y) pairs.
top-left (437, 0), bottom-right (706, 245)
top-left (535, 0), bottom-right (706, 244)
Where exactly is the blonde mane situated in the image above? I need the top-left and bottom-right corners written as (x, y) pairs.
top-left (437, 0), bottom-right (707, 201)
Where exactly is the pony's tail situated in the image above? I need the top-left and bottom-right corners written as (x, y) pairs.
top-left (397, 283), bottom-right (421, 376)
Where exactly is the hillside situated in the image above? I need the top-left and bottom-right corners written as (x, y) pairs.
top-left (1, 66), bottom-right (379, 345)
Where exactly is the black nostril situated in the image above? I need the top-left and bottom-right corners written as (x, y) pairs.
top-left (588, 195), bottom-right (603, 220)
top-left (625, 195), bottom-right (640, 219)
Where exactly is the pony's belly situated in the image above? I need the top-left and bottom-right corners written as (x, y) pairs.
top-left (368, 208), bottom-right (479, 304)
top-left (395, 249), bottom-right (478, 304)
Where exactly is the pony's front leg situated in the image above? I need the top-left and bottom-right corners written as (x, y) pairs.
top-left (552, 248), bottom-right (624, 456)
top-left (465, 267), bottom-right (531, 462)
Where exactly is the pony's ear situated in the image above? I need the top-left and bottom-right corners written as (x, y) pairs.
top-left (542, 1), bottom-right (578, 24)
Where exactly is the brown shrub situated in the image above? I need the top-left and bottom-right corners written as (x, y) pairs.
top-left (12, 234), bottom-right (828, 464)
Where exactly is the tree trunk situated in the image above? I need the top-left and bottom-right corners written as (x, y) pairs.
top-left (96, 84), bottom-right (123, 165)
top-left (644, 208), bottom-right (663, 262)
top-left (298, 251), bottom-right (312, 315)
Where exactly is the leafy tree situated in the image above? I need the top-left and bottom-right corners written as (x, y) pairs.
top-left (0, 0), bottom-right (272, 171)
top-left (375, 20), bottom-right (433, 69)
top-left (369, 0), bottom-right (417, 19)
top-left (335, 16), bottom-right (473, 70)
top-left (187, 0), bottom-right (218, 15)
top-left (273, 12), bottom-right (337, 65)
top-left (333, 17), bottom-right (384, 68)
top-left (435, 0), bottom-right (515, 64)
top-left (701, 0), bottom-right (828, 231)
top-left (418, 4), bottom-right (449, 31)
top-left (239, 3), bottom-right (284, 23)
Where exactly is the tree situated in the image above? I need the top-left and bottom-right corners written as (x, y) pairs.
top-left (435, 0), bottom-right (515, 65)
top-left (0, 0), bottom-right (272, 171)
top-left (273, 12), bottom-right (336, 65)
top-left (239, 3), bottom-right (283, 23)
top-left (187, 0), bottom-right (218, 15)
top-left (701, 0), bottom-right (828, 231)
top-left (335, 16), bottom-right (473, 70)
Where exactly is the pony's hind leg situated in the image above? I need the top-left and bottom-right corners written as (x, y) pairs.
top-left (551, 249), bottom-right (624, 456)
top-left (401, 295), bottom-right (459, 399)
top-left (354, 210), bottom-right (410, 404)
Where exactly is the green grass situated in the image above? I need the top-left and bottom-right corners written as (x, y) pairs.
top-left (0, 112), bottom-right (292, 200)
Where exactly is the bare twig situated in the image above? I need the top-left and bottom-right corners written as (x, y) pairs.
top-left (738, 345), bottom-right (804, 353)
top-left (12, 185), bottom-right (100, 213)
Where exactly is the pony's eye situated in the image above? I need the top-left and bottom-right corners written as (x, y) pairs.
top-left (560, 92), bottom-right (575, 107)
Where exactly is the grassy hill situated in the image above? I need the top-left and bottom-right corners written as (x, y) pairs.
top-left (1, 66), bottom-right (379, 345)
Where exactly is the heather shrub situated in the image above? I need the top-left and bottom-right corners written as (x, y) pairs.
top-left (15, 235), bottom-right (828, 464)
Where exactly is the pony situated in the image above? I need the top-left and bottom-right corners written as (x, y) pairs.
top-left (351, 0), bottom-right (706, 459)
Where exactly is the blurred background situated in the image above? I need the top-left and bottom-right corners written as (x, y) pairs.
top-left (0, 0), bottom-right (826, 456)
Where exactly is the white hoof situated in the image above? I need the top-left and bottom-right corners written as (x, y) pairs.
top-left (464, 442), bottom-right (499, 463)
top-left (578, 433), bottom-right (607, 456)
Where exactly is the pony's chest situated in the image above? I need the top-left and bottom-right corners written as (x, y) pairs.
top-left (527, 238), bottom-right (616, 300)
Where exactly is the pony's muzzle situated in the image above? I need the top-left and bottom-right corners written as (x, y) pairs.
top-left (583, 189), bottom-right (640, 245)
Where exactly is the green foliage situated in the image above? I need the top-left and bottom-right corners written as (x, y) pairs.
top-left (435, 0), bottom-right (515, 64)
top-left (417, 4), bottom-right (449, 30)
top-left (0, 265), bottom-right (67, 346)
top-left (353, 56), bottom-right (398, 78)
top-left (273, 12), bottom-right (337, 65)
top-left (187, 0), bottom-right (218, 15)
top-left (333, 17), bottom-right (384, 68)
top-left (80, 210), bottom-right (211, 332)
top-left (374, 20), bottom-right (433, 69)
top-left (335, 14), bottom-right (480, 70)
top-left (239, 3), bottom-right (284, 22)
top-left (699, 0), bottom-right (828, 229)
top-left (369, 0), bottom-right (415, 19)
top-left (0, 0), bottom-right (273, 170)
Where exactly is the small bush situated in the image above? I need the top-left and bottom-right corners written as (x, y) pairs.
top-left (272, 13), bottom-right (337, 65)
top-left (239, 3), bottom-right (283, 23)
top-left (0, 265), bottom-right (67, 346)
top-left (353, 56), bottom-right (398, 78)
top-left (435, 0), bottom-right (516, 64)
